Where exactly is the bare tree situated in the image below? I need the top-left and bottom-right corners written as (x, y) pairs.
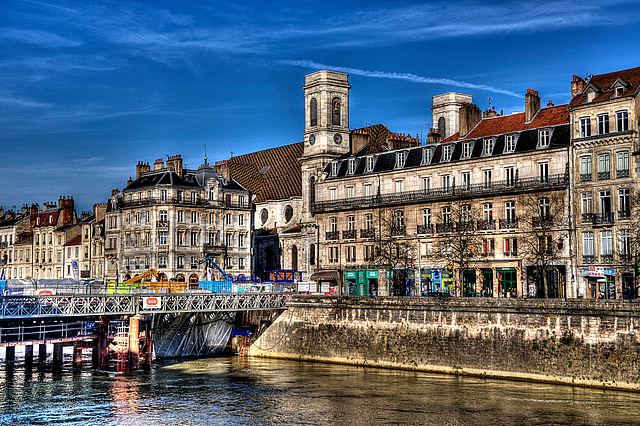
top-left (617, 194), bottom-right (640, 299)
top-left (519, 192), bottom-right (568, 298)
top-left (370, 207), bottom-right (416, 296)
top-left (432, 199), bottom-right (483, 296)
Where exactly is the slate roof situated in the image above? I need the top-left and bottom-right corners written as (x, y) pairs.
top-left (35, 210), bottom-right (59, 228)
top-left (325, 104), bottom-right (570, 179)
top-left (570, 66), bottom-right (640, 107)
top-left (126, 165), bottom-right (245, 192)
top-left (227, 142), bottom-right (304, 203)
top-left (64, 235), bottom-right (82, 246)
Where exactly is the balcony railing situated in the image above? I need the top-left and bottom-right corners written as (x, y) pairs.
top-left (311, 173), bottom-right (569, 212)
top-left (532, 216), bottom-right (555, 227)
top-left (342, 229), bottom-right (357, 240)
top-left (0, 242), bottom-right (7, 249)
top-left (583, 255), bottom-right (595, 264)
top-left (391, 226), bottom-right (406, 237)
top-left (360, 229), bottom-right (375, 239)
top-left (122, 196), bottom-right (251, 209)
top-left (435, 223), bottom-right (454, 233)
top-left (620, 254), bottom-right (633, 263)
top-left (477, 220), bottom-right (496, 231)
top-left (598, 171), bottom-right (610, 180)
top-left (618, 210), bottom-right (631, 220)
top-left (157, 220), bottom-right (170, 228)
top-left (617, 169), bottom-right (630, 179)
top-left (499, 218), bottom-right (518, 229)
top-left (594, 212), bottom-right (614, 225)
top-left (326, 231), bottom-right (340, 241)
top-left (581, 213), bottom-right (594, 223)
top-left (601, 254), bottom-right (614, 264)
top-left (481, 251), bottom-right (495, 257)
top-left (580, 173), bottom-right (592, 182)
top-left (416, 224), bottom-right (434, 235)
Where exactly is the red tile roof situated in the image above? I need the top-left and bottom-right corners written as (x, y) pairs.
top-left (445, 104), bottom-right (569, 142)
top-left (35, 211), bottom-right (59, 227)
top-left (64, 235), bottom-right (81, 246)
top-left (226, 143), bottom-right (303, 203)
top-left (570, 66), bottom-right (640, 107)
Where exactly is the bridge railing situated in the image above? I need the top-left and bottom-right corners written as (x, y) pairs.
top-left (0, 293), bottom-right (291, 319)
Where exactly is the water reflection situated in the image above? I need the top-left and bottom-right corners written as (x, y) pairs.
top-left (0, 357), bottom-right (638, 425)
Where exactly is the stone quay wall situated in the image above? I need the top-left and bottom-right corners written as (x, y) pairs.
top-left (249, 296), bottom-right (640, 391)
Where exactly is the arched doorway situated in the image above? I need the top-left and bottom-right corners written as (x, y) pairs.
top-left (291, 245), bottom-right (298, 272)
top-left (176, 274), bottom-right (185, 282)
top-left (189, 273), bottom-right (199, 290)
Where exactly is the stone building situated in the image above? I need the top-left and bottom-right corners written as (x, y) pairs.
top-left (569, 66), bottom-right (640, 299)
top-left (105, 155), bottom-right (252, 285)
top-left (32, 197), bottom-right (77, 279)
top-left (0, 206), bottom-right (31, 279)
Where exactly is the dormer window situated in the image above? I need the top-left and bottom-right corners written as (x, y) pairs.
top-left (37, 218), bottom-right (40, 225)
top-left (483, 138), bottom-right (494, 156)
top-left (586, 91), bottom-right (596, 102)
top-left (505, 134), bottom-right (516, 152)
top-left (365, 156), bottom-right (375, 173)
top-left (442, 145), bottom-right (453, 162)
top-left (49, 216), bottom-right (53, 224)
top-left (462, 141), bottom-right (472, 159)
top-left (538, 129), bottom-right (550, 148)
top-left (422, 147), bottom-right (433, 165)
top-left (395, 151), bottom-right (407, 169)
top-left (347, 158), bottom-right (356, 175)
top-left (330, 162), bottom-right (338, 177)
top-left (616, 87), bottom-right (624, 97)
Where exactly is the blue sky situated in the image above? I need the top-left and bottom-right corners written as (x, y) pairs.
top-left (2, 0), bottom-right (640, 213)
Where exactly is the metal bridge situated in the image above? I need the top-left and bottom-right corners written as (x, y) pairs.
top-left (0, 293), bottom-right (291, 320)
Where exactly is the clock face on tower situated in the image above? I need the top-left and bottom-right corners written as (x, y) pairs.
top-left (333, 133), bottom-right (342, 144)
top-left (309, 134), bottom-right (315, 145)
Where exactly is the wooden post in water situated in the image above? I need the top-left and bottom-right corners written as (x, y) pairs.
top-left (128, 315), bottom-right (143, 371)
top-left (24, 345), bottom-right (34, 366)
top-left (38, 344), bottom-right (47, 363)
top-left (5, 346), bottom-right (15, 363)
top-left (142, 325), bottom-right (153, 370)
top-left (97, 316), bottom-right (110, 370)
top-left (52, 343), bottom-right (63, 367)
top-left (73, 343), bottom-right (83, 369)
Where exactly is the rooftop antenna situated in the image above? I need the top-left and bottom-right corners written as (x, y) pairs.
top-left (230, 151), bottom-right (234, 158)
top-left (488, 96), bottom-right (492, 108)
top-left (203, 144), bottom-right (208, 165)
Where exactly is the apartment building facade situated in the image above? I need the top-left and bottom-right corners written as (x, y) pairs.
top-left (569, 67), bottom-right (640, 299)
top-left (105, 155), bottom-right (252, 285)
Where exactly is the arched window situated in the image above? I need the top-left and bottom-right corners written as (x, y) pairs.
top-left (309, 243), bottom-right (315, 265)
top-left (438, 117), bottom-right (446, 138)
top-left (291, 245), bottom-right (298, 271)
top-left (310, 98), bottom-right (318, 127)
top-left (332, 98), bottom-right (341, 126)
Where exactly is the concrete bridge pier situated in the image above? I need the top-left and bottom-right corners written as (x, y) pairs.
top-left (73, 343), bottom-right (83, 369)
top-left (52, 343), bottom-right (63, 367)
top-left (93, 316), bottom-right (110, 370)
top-left (128, 315), bottom-right (142, 371)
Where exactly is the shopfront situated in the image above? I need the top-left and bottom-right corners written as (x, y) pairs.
top-left (344, 270), bottom-right (378, 296)
top-left (497, 268), bottom-right (517, 297)
top-left (585, 267), bottom-right (616, 299)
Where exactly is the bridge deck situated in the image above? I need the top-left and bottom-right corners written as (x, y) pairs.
top-left (0, 293), bottom-right (291, 320)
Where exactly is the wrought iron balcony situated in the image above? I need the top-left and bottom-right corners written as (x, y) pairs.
top-left (477, 220), bottom-right (496, 231)
top-left (391, 226), bottom-right (406, 237)
top-left (435, 223), bottom-right (454, 233)
top-left (617, 169), bottom-right (630, 179)
top-left (481, 251), bottom-right (495, 257)
top-left (360, 229), bottom-right (376, 239)
top-left (581, 213), bottom-right (594, 223)
top-left (594, 212), bottom-right (614, 225)
top-left (326, 231), bottom-right (340, 241)
top-left (342, 229), bottom-right (357, 240)
top-left (620, 254), bottom-right (633, 263)
top-left (499, 218), bottom-right (518, 229)
top-left (311, 173), bottom-right (569, 213)
top-left (583, 255), bottom-right (595, 264)
top-left (532, 215), bottom-right (555, 227)
top-left (157, 220), bottom-right (170, 228)
top-left (580, 173), bottom-right (592, 182)
top-left (121, 196), bottom-right (251, 209)
top-left (618, 210), bottom-right (631, 220)
top-left (598, 171), bottom-right (610, 180)
top-left (416, 224), bottom-right (434, 235)
top-left (601, 254), bottom-right (614, 264)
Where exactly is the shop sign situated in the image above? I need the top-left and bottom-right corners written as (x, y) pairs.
top-left (604, 269), bottom-right (615, 275)
top-left (585, 266), bottom-right (604, 278)
top-left (366, 271), bottom-right (378, 279)
top-left (345, 271), bottom-right (357, 279)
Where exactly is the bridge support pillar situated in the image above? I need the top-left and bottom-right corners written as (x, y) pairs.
top-left (38, 344), bottom-right (47, 363)
top-left (24, 345), bottom-right (34, 366)
top-left (97, 316), bottom-right (110, 370)
top-left (129, 315), bottom-right (143, 371)
top-left (73, 343), bottom-right (83, 369)
top-left (142, 327), bottom-right (153, 370)
top-left (5, 346), bottom-right (15, 363)
top-left (52, 343), bottom-right (63, 367)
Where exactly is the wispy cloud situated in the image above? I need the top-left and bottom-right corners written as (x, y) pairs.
top-left (0, 28), bottom-right (81, 47)
top-left (0, 95), bottom-right (51, 108)
top-left (279, 60), bottom-right (520, 97)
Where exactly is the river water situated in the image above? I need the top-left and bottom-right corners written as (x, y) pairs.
top-left (1, 356), bottom-right (639, 425)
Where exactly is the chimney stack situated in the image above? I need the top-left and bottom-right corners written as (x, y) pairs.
top-left (571, 75), bottom-right (586, 98)
top-left (426, 130), bottom-right (441, 144)
top-left (459, 103), bottom-right (482, 137)
top-left (165, 155), bottom-right (184, 178)
top-left (154, 158), bottom-right (164, 171)
top-left (61, 196), bottom-right (75, 225)
top-left (93, 203), bottom-right (107, 221)
top-left (483, 106), bottom-right (499, 118)
top-left (136, 161), bottom-right (151, 179)
top-left (214, 160), bottom-right (230, 179)
top-left (525, 88), bottom-right (540, 123)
